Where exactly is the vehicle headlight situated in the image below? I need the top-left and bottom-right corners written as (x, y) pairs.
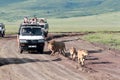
top-left (38, 39), bottom-right (45, 43)
top-left (20, 39), bottom-right (27, 43)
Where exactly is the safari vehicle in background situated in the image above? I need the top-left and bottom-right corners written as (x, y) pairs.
top-left (38, 18), bottom-right (49, 37)
top-left (0, 23), bottom-right (5, 37)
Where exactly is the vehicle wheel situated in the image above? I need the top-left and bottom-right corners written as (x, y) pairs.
top-left (44, 32), bottom-right (48, 37)
top-left (2, 32), bottom-right (5, 37)
top-left (0, 34), bottom-right (2, 37)
top-left (20, 49), bottom-right (23, 54)
top-left (2, 34), bottom-right (4, 37)
top-left (38, 46), bottom-right (44, 54)
top-left (19, 47), bottom-right (23, 54)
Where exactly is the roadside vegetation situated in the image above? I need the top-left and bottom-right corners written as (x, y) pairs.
top-left (82, 33), bottom-right (120, 50)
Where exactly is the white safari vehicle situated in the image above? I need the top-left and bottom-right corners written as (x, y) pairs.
top-left (0, 23), bottom-right (5, 37)
top-left (17, 23), bottom-right (46, 53)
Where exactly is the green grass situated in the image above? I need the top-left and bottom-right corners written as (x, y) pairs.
top-left (48, 12), bottom-right (120, 32)
top-left (82, 33), bottom-right (120, 49)
top-left (4, 20), bottom-right (22, 34)
top-left (5, 24), bottom-right (19, 34)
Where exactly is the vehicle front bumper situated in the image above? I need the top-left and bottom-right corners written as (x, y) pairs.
top-left (20, 42), bottom-right (45, 50)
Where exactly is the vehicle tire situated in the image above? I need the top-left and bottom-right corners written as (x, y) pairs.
top-left (19, 47), bottom-right (23, 54)
top-left (0, 34), bottom-right (2, 37)
top-left (20, 49), bottom-right (23, 54)
top-left (44, 32), bottom-right (48, 37)
top-left (37, 46), bottom-right (44, 54)
top-left (2, 32), bottom-right (5, 37)
top-left (2, 34), bottom-right (4, 37)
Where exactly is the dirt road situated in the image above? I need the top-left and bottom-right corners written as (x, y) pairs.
top-left (0, 34), bottom-right (120, 80)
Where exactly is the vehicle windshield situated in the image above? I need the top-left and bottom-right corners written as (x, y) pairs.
top-left (20, 27), bottom-right (42, 36)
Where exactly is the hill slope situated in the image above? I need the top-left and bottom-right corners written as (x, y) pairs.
top-left (0, 0), bottom-right (120, 21)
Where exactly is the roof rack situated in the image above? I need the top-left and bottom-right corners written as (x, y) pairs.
top-left (23, 17), bottom-right (47, 25)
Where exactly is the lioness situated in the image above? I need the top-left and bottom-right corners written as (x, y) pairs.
top-left (69, 47), bottom-right (77, 60)
top-left (77, 49), bottom-right (88, 66)
top-left (48, 40), bottom-right (66, 56)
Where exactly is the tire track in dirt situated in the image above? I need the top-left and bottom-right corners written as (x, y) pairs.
top-left (0, 39), bottom-right (47, 80)
top-left (100, 68), bottom-right (120, 80)
top-left (0, 39), bottom-right (18, 80)
top-left (6, 40), bottom-right (53, 80)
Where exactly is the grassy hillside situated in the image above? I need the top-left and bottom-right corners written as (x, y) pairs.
top-left (4, 12), bottom-right (120, 34)
top-left (49, 12), bottom-right (120, 32)
top-left (0, 0), bottom-right (120, 22)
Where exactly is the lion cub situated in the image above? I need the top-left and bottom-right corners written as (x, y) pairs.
top-left (77, 49), bottom-right (88, 66)
top-left (69, 47), bottom-right (77, 60)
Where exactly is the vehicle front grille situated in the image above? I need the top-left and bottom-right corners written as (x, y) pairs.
top-left (27, 40), bottom-right (38, 43)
